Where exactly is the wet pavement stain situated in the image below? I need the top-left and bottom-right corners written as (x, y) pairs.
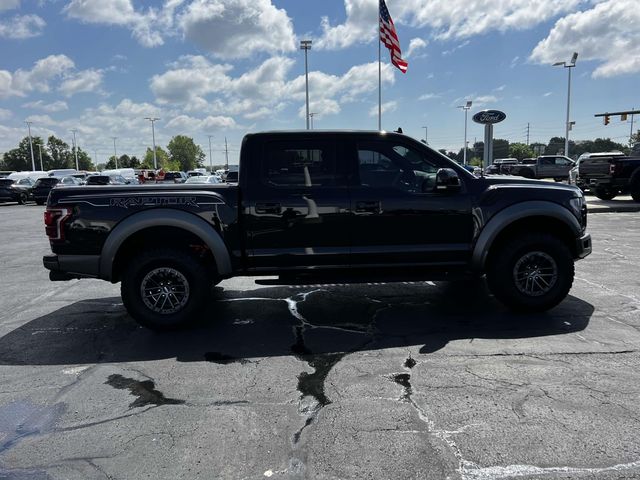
top-left (204, 352), bottom-right (251, 365)
top-left (404, 356), bottom-right (417, 369)
top-left (105, 374), bottom-right (185, 408)
top-left (0, 401), bottom-right (65, 454)
top-left (393, 373), bottom-right (413, 401)
top-left (297, 353), bottom-right (346, 407)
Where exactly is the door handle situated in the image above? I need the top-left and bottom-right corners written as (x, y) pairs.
top-left (355, 200), bottom-right (380, 213)
top-left (255, 202), bottom-right (281, 214)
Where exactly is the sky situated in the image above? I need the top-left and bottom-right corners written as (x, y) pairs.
top-left (0, 0), bottom-right (638, 166)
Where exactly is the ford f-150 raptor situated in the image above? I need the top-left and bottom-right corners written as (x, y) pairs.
top-left (43, 131), bottom-right (592, 329)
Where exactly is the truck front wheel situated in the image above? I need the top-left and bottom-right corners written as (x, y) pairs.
top-left (121, 248), bottom-right (211, 330)
top-left (594, 187), bottom-right (617, 200)
top-left (487, 233), bottom-right (574, 312)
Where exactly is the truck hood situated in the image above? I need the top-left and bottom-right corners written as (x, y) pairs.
top-left (479, 175), bottom-right (581, 194)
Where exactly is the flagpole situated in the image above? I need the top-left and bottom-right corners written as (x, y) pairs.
top-left (378, 0), bottom-right (382, 131)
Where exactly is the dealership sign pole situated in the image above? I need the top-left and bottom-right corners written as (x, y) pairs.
top-left (473, 110), bottom-right (506, 171)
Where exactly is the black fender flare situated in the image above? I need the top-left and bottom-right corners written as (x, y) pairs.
top-left (99, 208), bottom-right (232, 281)
top-left (471, 201), bottom-right (581, 271)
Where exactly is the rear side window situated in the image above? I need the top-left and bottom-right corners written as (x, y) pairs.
top-left (261, 140), bottom-right (337, 188)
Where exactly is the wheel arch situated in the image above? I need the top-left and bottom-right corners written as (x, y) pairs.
top-left (472, 201), bottom-right (581, 271)
top-left (100, 208), bottom-right (232, 282)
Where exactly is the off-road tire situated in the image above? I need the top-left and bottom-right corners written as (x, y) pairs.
top-left (17, 192), bottom-right (27, 205)
top-left (520, 168), bottom-right (535, 179)
top-left (121, 247), bottom-right (212, 330)
top-left (487, 233), bottom-right (574, 312)
top-left (630, 171), bottom-right (640, 202)
top-left (594, 187), bottom-right (616, 201)
top-left (35, 199), bottom-right (45, 205)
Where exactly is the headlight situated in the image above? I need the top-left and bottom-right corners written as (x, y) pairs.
top-left (569, 195), bottom-right (584, 217)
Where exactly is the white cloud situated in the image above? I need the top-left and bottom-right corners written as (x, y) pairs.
top-left (63, 0), bottom-right (165, 47)
top-left (0, 14), bottom-right (45, 39)
top-left (25, 114), bottom-right (57, 126)
top-left (510, 56), bottom-right (520, 69)
top-left (151, 55), bottom-right (395, 122)
top-left (419, 93), bottom-right (440, 101)
top-left (530, 0), bottom-right (640, 78)
top-left (23, 100), bottom-right (69, 112)
top-left (165, 114), bottom-right (237, 132)
top-left (317, 0), bottom-right (582, 49)
top-left (442, 40), bottom-right (470, 56)
top-left (406, 38), bottom-right (428, 58)
top-left (369, 101), bottom-right (397, 117)
top-left (0, 0), bottom-right (19, 11)
top-left (493, 85), bottom-right (506, 92)
top-left (543, 92), bottom-right (553, 97)
top-left (0, 108), bottom-right (11, 120)
top-left (178, 0), bottom-right (296, 58)
top-left (58, 69), bottom-right (104, 97)
top-left (0, 54), bottom-right (104, 99)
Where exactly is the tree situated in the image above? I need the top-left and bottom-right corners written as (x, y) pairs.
top-left (1, 136), bottom-right (42, 171)
top-left (142, 147), bottom-right (170, 169)
top-left (167, 135), bottom-right (205, 171)
top-left (508, 143), bottom-right (534, 161)
top-left (493, 139), bottom-right (510, 158)
top-left (47, 136), bottom-right (73, 169)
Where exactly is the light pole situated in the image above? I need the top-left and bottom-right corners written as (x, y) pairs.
top-left (457, 101), bottom-right (472, 165)
top-left (71, 129), bottom-right (79, 171)
top-left (553, 52), bottom-right (578, 158)
top-left (309, 112), bottom-right (317, 129)
top-left (300, 40), bottom-right (312, 130)
top-left (37, 143), bottom-right (43, 170)
top-left (145, 117), bottom-right (160, 169)
top-left (111, 137), bottom-right (118, 169)
top-left (422, 126), bottom-right (428, 144)
top-left (25, 121), bottom-right (35, 171)
top-left (207, 135), bottom-right (213, 172)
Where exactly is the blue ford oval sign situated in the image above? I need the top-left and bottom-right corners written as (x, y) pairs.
top-left (472, 110), bottom-right (506, 124)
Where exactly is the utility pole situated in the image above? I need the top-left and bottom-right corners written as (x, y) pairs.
top-left (145, 117), bottom-right (159, 169)
top-left (71, 129), bottom-right (79, 170)
top-left (37, 143), bottom-right (43, 170)
top-left (300, 40), bottom-right (312, 130)
top-left (630, 108), bottom-right (635, 149)
top-left (111, 137), bottom-right (118, 169)
top-left (224, 137), bottom-right (229, 170)
top-left (553, 52), bottom-right (578, 157)
top-left (309, 112), bottom-right (317, 129)
top-left (25, 121), bottom-right (35, 171)
top-left (526, 123), bottom-right (530, 145)
top-left (94, 150), bottom-right (98, 166)
top-left (422, 126), bottom-right (428, 144)
top-left (207, 135), bottom-right (213, 172)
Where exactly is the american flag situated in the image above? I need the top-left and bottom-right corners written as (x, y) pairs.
top-left (379, 0), bottom-right (408, 73)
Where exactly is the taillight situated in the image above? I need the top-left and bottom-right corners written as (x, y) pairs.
top-left (609, 162), bottom-right (622, 176)
top-left (44, 207), bottom-right (71, 241)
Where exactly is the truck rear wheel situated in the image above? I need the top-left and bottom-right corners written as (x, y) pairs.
top-left (594, 187), bottom-right (616, 200)
top-left (487, 233), bottom-right (574, 312)
top-left (121, 247), bottom-right (211, 330)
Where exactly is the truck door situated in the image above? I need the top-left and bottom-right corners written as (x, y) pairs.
top-left (243, 136), bottom-right (351, 271)
top-left (347, 137), bottom-right (474, 267)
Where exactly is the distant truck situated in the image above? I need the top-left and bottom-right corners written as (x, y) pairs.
top-left (509, 155), bottom-right (575, 181)
top-left (578, 152), bottom-right (640, 201)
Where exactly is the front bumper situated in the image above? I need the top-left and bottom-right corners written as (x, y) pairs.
top-left (576, 233), bottom-right (592, 259)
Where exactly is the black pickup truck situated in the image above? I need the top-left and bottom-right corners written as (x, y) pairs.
top-left (43, 131), bottom-right (591, 329)
top-left (578, 152), bottom-right (640, 201)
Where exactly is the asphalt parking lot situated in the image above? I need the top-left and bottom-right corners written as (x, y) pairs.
top-left (1, 203), bottom-right (640, 480)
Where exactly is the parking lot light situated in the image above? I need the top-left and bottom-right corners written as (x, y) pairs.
top-left (553, 52), bottom-right (578, 158)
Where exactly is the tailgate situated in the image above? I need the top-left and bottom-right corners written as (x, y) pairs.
top-left (579, 157), bottom-right (614, 179)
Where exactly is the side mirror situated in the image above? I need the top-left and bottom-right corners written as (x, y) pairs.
top-left (435, 168), bottom-right (461, 192)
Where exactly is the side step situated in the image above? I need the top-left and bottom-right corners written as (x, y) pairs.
top-left (254, 271), bottom-right (469, 286)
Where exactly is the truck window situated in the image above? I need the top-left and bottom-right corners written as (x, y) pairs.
top-left (262, 141), bottom-right (337, 187)
top-left (357, 141), bottom-right (438, 193)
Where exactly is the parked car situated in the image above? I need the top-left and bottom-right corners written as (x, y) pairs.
top-left (184, 175), bottom-right (222, 184)
top-left (48, 169), bottom-right (78, 178)
top-left (510, 155), bottom-right (575, 180)
top-left (32, 177), bottom-right (61, 205)
top-left (43, 130), bottom-right (591, 330)
top-left (0, 178), bottom-right (29, 204)
top-left (86, 174), bottom-right (128, 185)
top-left (224, 171), bottom-right (239, 183)
top-left (578, 152), bottom-right (640, 200)
top-left (485, 158), bottom-right (519, 175)
top-left (572, 151), bottom-right (626, 197)
top-left (156, 171), bottom-right (187, 183)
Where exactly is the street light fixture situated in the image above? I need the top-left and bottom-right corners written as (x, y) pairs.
top-left (207, 135), bottom-right (213, 173)
top-left (300, 40), bottom-right (312, 130)
top-left (457, 100), bottom-right (472, 166)
top-left (24, 121), bottom-right (35, 171)
top-left (553, 52), bottom-right (578, 158)
top-left (422, 126), bottom-right (428, 145)
top-left (145, 117), bottom-right (160, 169)
top-left (111, 137), bottom-right (118, 169)
top-left (71, 129), bottom-right (79, 171)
